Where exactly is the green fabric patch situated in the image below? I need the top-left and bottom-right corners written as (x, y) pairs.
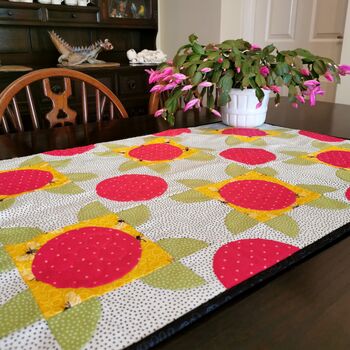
top-left (65, 173), bottom-right (98, 182)
top-left (0, 227), bottom-right (43, 245)
top-left (225, 210), bottom-right (257, 235)
top-left (119, 160), bottom-right (144, 172)
top-left (45, 183), bottom-right (84, 195)
top-left (158, 238), bottom-right (208, 260)
top-left (142, 262), bottom-right (206, 290)
top-left (48, 298), bottom-right (101, 350)
top-left (147, 162), bottom-right (171, 174)
top-left (117, 205), bottom-right (151, 227)
top-left (254, 167), bottom-right (278, 177)
top-left (296, 184), bottom-right (336, 194)
top-left (0, 247), bottom-right (15, 272)
top-left (0, 290), bottom-right (42, 338)
top-left (225, 136), bottom-right (241, 146)
top-left (19, 156), bottom-right (44, 167)
top-left (308, 197), bottom-right (349, 210)
top-left (48, 159), bottom-right (71, 168)
top-left (225, 163), bottom-right (247, 177)
top-left (178, 179), bottom-right (214, 188)
top-left (77, 201), bottom-right (113, 221)
top-left (0, 198), bottom-right (16, 212)
top-left (187, 151), bottom-right (215, 161)
top-left (336, 169), bottom-right (350, 182)
top-left (266, 215), bottom-right (299, 238)
top-left (94, 151), bottom-right (117, 157)
top-left (171, 189), bottom-right (211, 203)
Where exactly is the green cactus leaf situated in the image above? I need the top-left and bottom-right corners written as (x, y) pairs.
top-left (147, 162), bottom-right (171, 174)
top-left (45, 182), bottom-right (84, 195)
top-left (275, 132), bottom-right (297, 139)
top-left (178, 179), bottom-right (214, 188)
top-left (225, 136), bottom-right (241, 146)
top-left (0, 247), bottom-right (15, 272)
top-left (141, 262), bottom-right (206, 290)
top-left (251, 139), bottom-right (267, 146)
top-left (225, 163), bottom-right (247, 177)
top-left (336, 169), bottom-right (350, 182)
top-left (295, 184), bottom-right (337, 194)
top-left (254, 167), bottom-right (278, 177)
top-left (265, 215), bottom-right (299, 238)
top-left (225, 210), bottom-right (257, 235)
top-left (0, 227), bottom-right (44, 245)
top-left (311, 141), bottom-right (330, 149)
top-left (117, 205), bottom-right (151, 227)
top-left (94, 151), bottom-right (117, 157)
top-left (158, 238), bottom-right (208, 260)
top-left (187, 151), bottom-right (215, 162)
top-left (0, 198), bottom-right (15, 211)
top-left (171, 189), bottom-right (211, 203)
top-left (48, 159), bottom-right (71, 168)
top-left (284, 158), bottom-right (314, 166)
top-left (0, 290), bottom-right (42, 338)
top-left (280, 150), bottom-right (309, 157)
top-left (65, 173), bottom-right (98, 182)
top-left (47, 298), bottom-right (101, 350)
top-left (118, 160), bottom-right (144, 172)
top-left (19, 156), bottom-right (44, 167)
top-left (307, 197), bottom-right (349, 210)
top-left (77, 201), bottom-right (113, 222)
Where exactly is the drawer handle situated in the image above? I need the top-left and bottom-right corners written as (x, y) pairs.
top-left (128, 79), bottom-right (136, 90)
top-left (71, 13), bottom-right (78, 19)
top-left (7, 11), bottom-right (14, 16)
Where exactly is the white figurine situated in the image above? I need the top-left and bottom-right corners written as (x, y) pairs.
top-left (127, 49), bottom-right (167, 64)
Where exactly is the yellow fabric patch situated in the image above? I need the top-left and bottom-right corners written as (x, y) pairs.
top-left (205, 129), bottom-right (281, 142)
top-left (5, 214), bottom-right (172, 319)
top-left (195, 171), bottom-right (320, 222)
top-left (0, 163), bottom-right (70, 200)
top-left (303, 147), bottom-right (350, 169)
top-left (111, 137), bottom-right (198, 163)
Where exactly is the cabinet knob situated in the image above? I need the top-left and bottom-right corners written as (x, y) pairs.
top-left (71, 13), bottom-right (78, 19)
top-left (128, 79), bottom-right (136, 90)
top-left (7, 11), bottom-right (14, 16)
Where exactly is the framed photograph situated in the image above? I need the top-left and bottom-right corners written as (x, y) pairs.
top-left (108, 0), bottom-right (151, 19)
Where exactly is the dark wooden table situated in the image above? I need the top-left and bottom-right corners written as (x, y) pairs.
top-left (0, 100), bottom-right (349, 350)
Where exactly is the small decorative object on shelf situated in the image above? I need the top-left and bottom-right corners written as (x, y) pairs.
top-left (49, 31), bottom-right (117, 67)
top-left (108, 0), bottom-right (150, 19)
top-left (147, 34), bottom-right (350, 126)
top-left (127, 49), bottom-right (166, 65)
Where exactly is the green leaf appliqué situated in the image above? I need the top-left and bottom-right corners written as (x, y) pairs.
top-left (65, 173), bottom-right (98, 182)
top-left (225, 210), bottom-right (257, 235)
top-left (117, 204), bottom-right (151, 227)
top-left (45, 183), bottom-right (84, 195)
top-left (0, 227), bottom-right (44, 245)
top-left (158, 238), bottom-right (208, 260)
top-left (178, 179), bottom-right (214, 188)
top-left (0, 198), bottom-right (15, 211)
top-left (307, 197), bottom-right (349, 210)
top-left (336, 169), bottom-right (350, 182)
top-left (19, 156), bottom-right (44, 167)
top-left (265, 215), bottom-right (299, 238)
top-left (225, 163), bottom-right (248, 177)
top-left (77, 201), bottom-right (113, 221)
top-left (171, 189), bottom-right (211, 203)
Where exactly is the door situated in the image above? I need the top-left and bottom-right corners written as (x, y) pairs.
top-left (246, 0), bottom-right (348, 102)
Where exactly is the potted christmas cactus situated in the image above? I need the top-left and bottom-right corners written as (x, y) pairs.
top-left (147, 34), bottom-right (350, 127)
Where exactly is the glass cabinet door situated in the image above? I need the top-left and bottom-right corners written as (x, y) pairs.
top-left (107, 0), bottom-right (151, 19)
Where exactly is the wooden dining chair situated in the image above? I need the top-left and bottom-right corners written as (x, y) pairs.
top-left (148, 92), bottom-right (169, 115)
top-left (0, 68), bottom-right (128, 133)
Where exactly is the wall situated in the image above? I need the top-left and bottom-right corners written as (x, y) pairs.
top-left (336, 0), bottom-right (350, 104)
top-left (157, 0), bottom-right (244, 59)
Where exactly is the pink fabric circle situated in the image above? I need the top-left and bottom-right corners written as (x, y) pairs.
top-left (32, 227), bottom-right (141, 288)
top-left (0, 169), bottom-right (53, 195)
top-left (213, 239), bottom-right (300, 288)
top-left (316, 150), bottom-right (350, 168)
top-left (221, 128), bottom-right (267, 137)
top-left (345, 188), bottom-right (350, 201)
top-left (219, 180), bottom-right (296, 211)
top-left (96, 174), bottom-right (168, 201)
top-left (220, 148), bottom-right (276, 165)
top-left (299, 130), bottom-right (343, 143)
top-left (44, 145), bottom-right (95, 156)
top-left (153, 128), bottom-right (191, 137)
top-left (128, 143), bottom-right (183, 161)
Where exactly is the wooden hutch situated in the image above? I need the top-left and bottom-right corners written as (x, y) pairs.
top-left (0, 0), bottom-right (158, 117)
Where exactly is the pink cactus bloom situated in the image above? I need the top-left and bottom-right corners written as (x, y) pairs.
top-left (304, 85), bottom-right (325, 106)
top-left (259, 66), bottom-right (270, 77)
top-left (324, 71), bottom-right (334, 82)
top-left (236, 67), bottom-right (241, 73)
top-left (256, 101), bottom-right (262, 109)
top-left (218, 57), bottom-right (224, 64)
top-left (304, 79), bottom-right (320, 88)
top-left (300, 68), bottom-right (310, 76)
top-left (145, 69), bottom-right (161, 84)
top-left (162, 82), bottom-right (178, 91)
top-left (268, 85), bottom-right (281, 94)
top-left (250, 44), bottom-right (261, 50)
top-left (172, 73), bottom-right (187, 81)
top-left (200, 67), bottom-right (212, 73)
top-left (154, 108), bottom-right (166, 117)
top-left (184, 98), bottom-right (201, 112)
top-left (150, 84), bottom-right (164, 93)
top-left (296, 94), bottom-right (305, 104)
top-left (210, 109), bottom-right (221, 118)
top-left (338, 64), bottom-right (350, 76)
top-left (292, 102), bottom-right (299, 109)
top-left (166, 59), bottom-right (173, 65)
top-left (181, 84), bottom-right (193, 91)
top-left (198, 81), bottom-right (213, 88)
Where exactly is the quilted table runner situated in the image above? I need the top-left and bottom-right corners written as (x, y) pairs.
top-left (0, 123), bottom-right (350, 350)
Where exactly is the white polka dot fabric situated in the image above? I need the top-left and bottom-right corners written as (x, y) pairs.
top-left (0, 123), bottom-right (350, 350)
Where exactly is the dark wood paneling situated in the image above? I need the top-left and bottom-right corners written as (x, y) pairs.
top-left (0, 27), bottom-right (30, 52)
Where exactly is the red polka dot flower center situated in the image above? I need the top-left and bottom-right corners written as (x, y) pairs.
top-left (316, 150), bottom-right (350, 168)
top-left (220, 148), bottom-right (276, 165)
top-left (44, 144), bottom-right (95, 156)
top-left (96, 174), bottom-right (168, 201)
top-left (32, 227), bottom-right (142, 288)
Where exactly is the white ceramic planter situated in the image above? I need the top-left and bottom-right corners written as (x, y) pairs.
top-left (221, 88), bottom-right (270, 127)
